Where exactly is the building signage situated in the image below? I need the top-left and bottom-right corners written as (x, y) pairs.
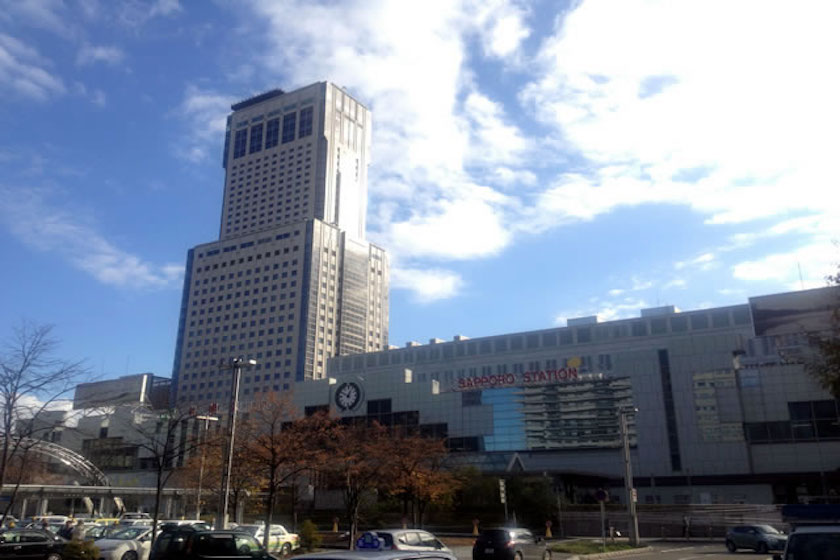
top-left (455, 367), bottom-right (579, 391)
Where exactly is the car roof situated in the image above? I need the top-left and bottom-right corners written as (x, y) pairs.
top-left (791, 526), bottom-right (840, 534)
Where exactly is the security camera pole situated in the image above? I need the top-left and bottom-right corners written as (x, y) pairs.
top-left (216, 356), bottom-right (256, 529)
top-left (619, 406), bottom-right (640, 546)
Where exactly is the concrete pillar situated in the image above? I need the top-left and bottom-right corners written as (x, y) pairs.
top-left (19, 498), bottom-right (27, 520)
top-left (164, 496), bottom-right (173, 519)
top-left (97, 498), bottom-right (106, 517)
top-left (38, 498), bottom-right (49, 516)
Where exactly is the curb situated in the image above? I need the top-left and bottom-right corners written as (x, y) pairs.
top-left (561, 545), bottom-right (653, 560)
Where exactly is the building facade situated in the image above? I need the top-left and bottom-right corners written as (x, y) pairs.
top-left (172, 82), bottom-right (389, 407)
top-left (290, 286), bottom-right (840, 505)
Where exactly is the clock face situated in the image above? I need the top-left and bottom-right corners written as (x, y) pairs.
top-left (335, 382), bottom-right (362, 411)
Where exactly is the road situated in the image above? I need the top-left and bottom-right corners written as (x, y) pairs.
top-left (629, 542), bottom-right (774, 560)
top-left (449, 542), bottom-right (776, 560)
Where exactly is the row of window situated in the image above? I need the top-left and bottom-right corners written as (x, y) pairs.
top-left (232, 107), bottom-right (314, 159)
top-left (336, 308), bottom-right (749, 373)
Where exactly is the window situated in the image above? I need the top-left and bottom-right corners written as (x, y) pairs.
top-left (233, 129), bottom-right (247, 159)
top-left (265, 118), bottom-right (280, 148)
top-left (249, 124), bottom-right (263, 154)
top-left (282, 113), bottom-right (297, 144)
top-left (299, 106), bottom-right (313, 137)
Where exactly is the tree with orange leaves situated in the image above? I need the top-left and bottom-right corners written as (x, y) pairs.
top-left (383, 432), bottom-right (458, 528)
top-left (245, 393), bottom-right (329, 551)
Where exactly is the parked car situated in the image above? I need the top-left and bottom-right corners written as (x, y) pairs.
top-left (150, 527), bottom-right (272, 560)
top-left (0, 528), bottom-right (65, 560)
top-left (120, 513), bottom-right (153, 526)
top-left (780, 525), bottom-right (840, 559)
top-left (234, 523), bottom-right (299, 555)
top-left (96, 526), bottom-right (154, 560)
top-left (159, 520), bottom-right (212, 532)
top-left (366, 529), bottom-right (451, 553)
top-left (85, 524), bottom-right (124, 540)
top-left (473, 528), bottom-right (551, 560)
top-left (725, 525), bottom-right (787, 553)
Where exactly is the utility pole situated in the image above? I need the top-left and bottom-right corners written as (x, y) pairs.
top-left (216, 357), bottom-right (256, 529)
top-left (620, 407), bottom-right (640, 546)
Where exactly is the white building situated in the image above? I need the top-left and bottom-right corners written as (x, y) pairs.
top-left (172, 83), bottom-right (389, 408)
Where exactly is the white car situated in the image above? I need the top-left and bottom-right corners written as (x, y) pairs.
top-left (235, 523), bottom-right (300, 555)
top-left (96, 526), bottom-right (154, 560)
top-left (119, 513), bottom-right (152, 526)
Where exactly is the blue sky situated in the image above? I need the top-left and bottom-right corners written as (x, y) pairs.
top-left (1, 0), bottom-right (837, 380)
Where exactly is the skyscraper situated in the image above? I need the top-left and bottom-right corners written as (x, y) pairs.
top-left (172, 82), bottom-right (389, 407)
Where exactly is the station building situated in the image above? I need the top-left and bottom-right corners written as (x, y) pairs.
top-left (290, 285), bottom-right (840, 506)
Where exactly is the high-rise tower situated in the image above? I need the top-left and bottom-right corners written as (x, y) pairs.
top-left (172, 82), bottom-right (389, 407)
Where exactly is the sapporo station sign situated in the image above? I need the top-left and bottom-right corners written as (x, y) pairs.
top-left (454, 367), bottom-right (580, 391)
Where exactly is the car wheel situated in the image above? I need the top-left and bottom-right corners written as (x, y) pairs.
top-left (46, 553), bottom-right (62, 560)
top-left (121, 552), bottom-right (138, 560)
top-left (281, 543), bottom-right (292, 556)
top-left (756, 542), bottom-right (768, 554)
top-left (726, 540), bottom-right (737, 553)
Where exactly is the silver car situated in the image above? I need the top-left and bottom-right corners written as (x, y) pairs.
top-left (367, 530), bottom-right (451, 554)
top-left (296, 550), bottom-right (457, 560)
top-left (725, 525), bottom-right (786, 553)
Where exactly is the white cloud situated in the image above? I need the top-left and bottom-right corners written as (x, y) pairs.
top-left (0, 185), bottom-right (183, 289)
top-left (176, 85), bottom-right (236, 162)
top-left (556, 296), bottom-right (650, 325)
top-left (675, 252), bottom-right (717, 271)
top-left (150, 0), bottom-right (182, 17)
top-left (519, 0), bottom-right (840, 274)
top-left (0, 0), bottom-right (71, 37)
top-left (391, 267), bottom-right (464, 302)
top-left (0, 33), bottom-right (65, 100)
top-left (464, 92), bottom-right (531, 166)
top-left (733, 242), bottom-right (838, 290)
top-left (76, 44), bottom-right (125, 66)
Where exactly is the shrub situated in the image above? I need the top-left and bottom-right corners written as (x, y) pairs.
top-left (299, 519), bottom-right (322, 551)
top-left (62, 539), bottom-right (100, 560)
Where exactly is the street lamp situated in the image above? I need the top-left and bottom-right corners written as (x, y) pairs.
top-left (619, 406), bottom-right (640, 546)
top-left (193, 411), bottom-right (219, 519)
top-left (216, 356), bottom-right (256, 529)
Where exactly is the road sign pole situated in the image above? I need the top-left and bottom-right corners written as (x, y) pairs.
top-left (599, 501), bottom-right (606, 552)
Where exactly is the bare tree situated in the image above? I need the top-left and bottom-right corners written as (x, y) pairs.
top-left (128, 406), bottom-right (207, 542)
top-left (0, 322), bottom-right (88, 523)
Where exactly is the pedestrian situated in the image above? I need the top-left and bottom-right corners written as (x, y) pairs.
top-left (682, 515), bottom-right (691, 540)
top-left (58, 519), bottom-right (74, 539)
top-left (71, 519), bottom-right (85, 541)
top-left (41, 519), bottom-right (50, 532)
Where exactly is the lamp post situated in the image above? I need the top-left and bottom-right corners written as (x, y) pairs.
top-left (619, 406), bottom-right (640, 546)
top-left (216, 356), bottom-right (256, 529)
top-left (194, 412), bottom-right (219, 519)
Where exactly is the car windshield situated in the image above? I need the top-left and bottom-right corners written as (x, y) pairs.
top-left (757, 525), bottom-right (781, 534)
top-left (111, 528), bottom-right (148, 540)
top-left (480, 530), bottom-right (512, 542)
top-left (237, 526), bottom-right (260, 536)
